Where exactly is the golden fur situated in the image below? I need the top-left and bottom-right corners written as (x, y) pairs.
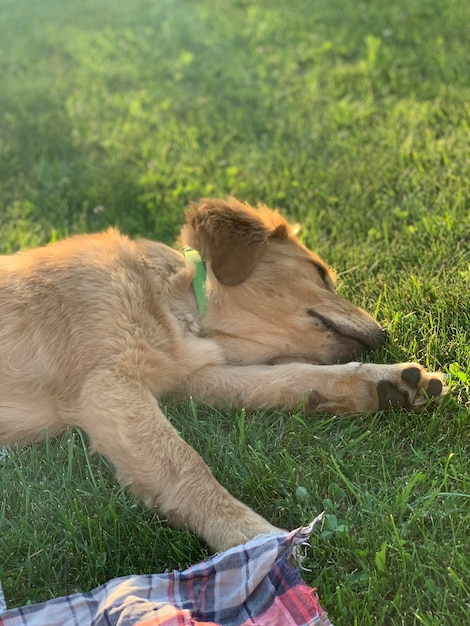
top-left (0, 198), bottom-right (445, 551)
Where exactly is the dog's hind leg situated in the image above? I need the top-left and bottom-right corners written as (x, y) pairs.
top-left (73, 370), bottom-right (279, 552)
top-left (0, 386), bottom-right (64, 445)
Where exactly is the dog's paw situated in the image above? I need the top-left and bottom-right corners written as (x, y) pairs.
top-left (204, 509), bottom-right (282, 552)
top-left (375, 364), bottom-right (446, 411)
top-left (305, 362), bottom-right (447, 414)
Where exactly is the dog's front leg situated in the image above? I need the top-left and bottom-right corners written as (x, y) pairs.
top-left (74, 371), bottom-right (279, 552)
top-left (176, 362), bottom-right (446, 414)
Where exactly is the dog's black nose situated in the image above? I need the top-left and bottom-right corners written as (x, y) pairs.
top-left (372, 326), bottom-right (388, 349)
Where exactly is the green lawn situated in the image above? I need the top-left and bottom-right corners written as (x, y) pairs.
top-left (0, 0), bottom-right (469, 623)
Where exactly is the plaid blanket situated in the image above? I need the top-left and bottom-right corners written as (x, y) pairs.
top-left (0, 516), bottom-right (331, 626)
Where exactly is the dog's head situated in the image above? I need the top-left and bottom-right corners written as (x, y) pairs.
top-left (180, 198), bottom-right (386, 365)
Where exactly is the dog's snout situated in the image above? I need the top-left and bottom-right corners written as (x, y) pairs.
top-left (307, 308), bottom-right (387, 352)
top-left (369, 325), bottom-right (387, 350)
top-left (346, 324), bottom-right (386, 363)
top-left (356, 322), bottom-right (387, 354)
top-left (306, 309), bottom-right (336, 331)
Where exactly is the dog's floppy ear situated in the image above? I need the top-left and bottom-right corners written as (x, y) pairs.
top-left (181, 198), bottom-right (285, 286)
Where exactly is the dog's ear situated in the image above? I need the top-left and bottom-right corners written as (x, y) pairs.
top-left (181, 198), bottom-right (287, 286)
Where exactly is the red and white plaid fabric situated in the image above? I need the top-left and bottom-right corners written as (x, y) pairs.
top-left (0, 517), bottom-right (331, 626)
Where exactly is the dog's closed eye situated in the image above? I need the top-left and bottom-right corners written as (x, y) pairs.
top-left (311, 262), bottom-right (327, 282)
top-left (310, 261), bottom-right (334, 291)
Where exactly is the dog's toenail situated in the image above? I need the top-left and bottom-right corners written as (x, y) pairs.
top-left (401, 366), bottom-right (421, 389)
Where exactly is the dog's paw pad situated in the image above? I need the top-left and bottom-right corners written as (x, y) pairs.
top-left (401, 366), bottom-right (421, 389)
top-left (426, 377), bottom-right (443, 398)
top-left (377, 380), bottom-right (410, 410)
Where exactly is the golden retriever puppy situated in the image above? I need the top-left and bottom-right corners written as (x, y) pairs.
top-left (0, 198), bottom-right (445, 551)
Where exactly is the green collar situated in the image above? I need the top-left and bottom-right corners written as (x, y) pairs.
top-left (183, 247), bottom-right (208, 316)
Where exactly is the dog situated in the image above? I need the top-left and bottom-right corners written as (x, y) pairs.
top-left (0, 197), bottom-right (445, 551)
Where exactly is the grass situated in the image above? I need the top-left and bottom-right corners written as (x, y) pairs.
top-left (0, 0), bottom-right (469, 623)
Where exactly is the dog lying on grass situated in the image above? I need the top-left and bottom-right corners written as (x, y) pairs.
top-left (0, 197), bottom-right (445, 551)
